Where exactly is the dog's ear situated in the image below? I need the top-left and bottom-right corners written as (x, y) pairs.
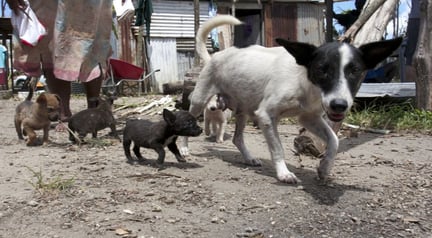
top-left (54, 94), bottom-right (61, 103)
top-left (359, 37), bottom-right (403, 69)
top-left (163, 109), bottom-right (176, 126)
top-left (36, 93), bottom-right (48, 105)
top-left (275, 38), bottom-right (317, 66)
top-left (216, 94), bottom-right (227, 110)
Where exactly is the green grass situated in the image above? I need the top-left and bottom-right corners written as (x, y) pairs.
top-left (25, 166), bottom-right (75, 194)
top-left (346, 100), bottom-right (432, 133)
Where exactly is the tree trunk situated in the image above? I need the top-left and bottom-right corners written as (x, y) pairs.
top-left (352, 0), bottom-right (398, 45)
top-left (414, 0), bottom-right (432, 110)
top-left (339, 0), bottom-right (387, 42)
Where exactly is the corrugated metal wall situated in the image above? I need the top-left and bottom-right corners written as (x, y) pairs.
top-left (296, 3), bottom-right (325, 45)
top-left (144, 0), bottom-right (210, 37)
top-left (264, 3), bottom-right (297, 47)
top-left (264, 2), bottom-right (325, 47)
top-left (145, 0), bottom-right (211, 92)
top-left (148, 38), bottom-right (178, 92)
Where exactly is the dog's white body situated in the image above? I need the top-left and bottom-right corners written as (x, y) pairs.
top-left (204, 94), bottom-right (232, 143)
top-left (180, 15), bottom-right (401, 183)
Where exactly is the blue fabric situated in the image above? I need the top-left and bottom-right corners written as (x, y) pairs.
top-left (0, 45), bottom-right (7, 68)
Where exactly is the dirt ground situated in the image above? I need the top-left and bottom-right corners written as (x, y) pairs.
top-left (0, 94), bottom-right (431, 238)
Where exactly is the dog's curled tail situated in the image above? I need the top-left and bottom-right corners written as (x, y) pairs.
top-left (196, 15), bottom-right (242, 64)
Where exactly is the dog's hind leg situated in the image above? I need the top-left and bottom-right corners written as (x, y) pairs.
top-left (133, 145), bottom-right (145, 161)
top-left (256, 110), bottom-right (300, 184)
top-left (299, 115), bottom-right (339, 181)
top-left (233, 113), bottom-right (261, 166)
top-left (204, 112), bottom-right (211, 136)
top-left (14, 119), bottom-right (24, 140)
top-left (123, 139), bottom-right (134, 161)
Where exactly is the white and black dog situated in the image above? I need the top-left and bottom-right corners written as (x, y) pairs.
top-left (204, 94), bottom-right (231, 143)
top-left (180, 15), bottom-right (402, 184)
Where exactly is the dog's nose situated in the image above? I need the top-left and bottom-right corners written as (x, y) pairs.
top-left (330, 99), bottom-right (348, 113)
top-left (210, 106), bottom-right (217, 111)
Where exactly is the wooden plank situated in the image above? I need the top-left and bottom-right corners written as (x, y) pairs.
top-left (356, 82), bottom-right (416, 98)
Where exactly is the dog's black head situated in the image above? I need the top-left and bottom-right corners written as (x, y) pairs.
top-left (276, 37), bottom-right (402, 122)
top-left (163, 109), bottom-right (202, 136)
top-left (206, 94), bottom-right (227, 111)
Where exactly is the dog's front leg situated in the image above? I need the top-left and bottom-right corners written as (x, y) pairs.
top-left (179, 102), bottom-right (206, 156)
top-left (179, 136), bottom-right (190, 156)
top-left (109, 124), bottom-right (121, 141)
top-left (42, 126), bottom-right (50, 144)
top-left (256, 112), bottom-right (299, 184)
top-left (233, 113), bottom-right (261, 166)
top-left (154, 146), bottom-right (166, 164)
top-left (23, 125), bottom-right (39, 146)
top-left (167, 138), bottom-right (186, 163)
top-left (299, 116), bottom-right (339, 181)
top-left (216, 120), bottom-right (225, 143)
top-left (204, 113), bottom-right (211, 136)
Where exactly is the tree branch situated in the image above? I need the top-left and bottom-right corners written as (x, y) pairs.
top-left (338, 0), bottom-right (387, 42)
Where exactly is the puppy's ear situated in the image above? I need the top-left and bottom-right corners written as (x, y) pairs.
top-left (163, 109), bottom-right (176, 126)
top-left (359, 37), bottom-right (402, 69)
top-left (275, 38), bottom-right (317, 67)
top-left (54, 94), bottom-right (61, 103)
top-left (216, 94), bottom-right (226, 110)
top-left (36, 93), bottom-right (48, 105)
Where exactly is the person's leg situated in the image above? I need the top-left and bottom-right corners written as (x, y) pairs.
top-left (83, 76), bottom-right (103, 108)
top-left (45, 68), bottom-right (72, 122)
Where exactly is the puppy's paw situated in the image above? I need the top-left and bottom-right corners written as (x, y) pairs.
top-left (275, 161), bottom-right (300, 184)
top-left (205, 129), bottom-right (211, 136)
top-left (244, 158), bottom-right (262, 166)
top-left (277, 172), bottom-right (300, 184)
top-left (179, 146), bottom-right (190, 157)
top-left (317, 158), bottom-right (334, 181)
top-left (176, 156), bottom-right (187, 163)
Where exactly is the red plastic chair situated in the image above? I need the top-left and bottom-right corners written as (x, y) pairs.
top-left (103, 58), bottom-right (160, 95)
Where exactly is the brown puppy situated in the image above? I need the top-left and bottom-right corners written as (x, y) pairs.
top-left (14, 84), bottom-right (61, 146)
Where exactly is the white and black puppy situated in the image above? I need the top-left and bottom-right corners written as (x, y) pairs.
top-left (180, 15), bottom-right (402, 184)
top-left (204, 94), bottom-right (231, 143)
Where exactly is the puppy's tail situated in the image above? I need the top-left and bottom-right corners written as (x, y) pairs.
top-left (25, 77), bottom-right (34, 101)
top-left (196, 15), bottom-right (242, 64)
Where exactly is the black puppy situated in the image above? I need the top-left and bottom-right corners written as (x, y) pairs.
top-left (68, 96), bottom-right (120, 143)
top-left (123, 109), bottom-right (202, 164)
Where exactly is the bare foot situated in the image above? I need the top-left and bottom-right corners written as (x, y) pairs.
top-left (55, 121), bottom-right (68, 132)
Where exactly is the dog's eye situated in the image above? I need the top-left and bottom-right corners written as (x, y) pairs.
top-left (47, 107), bottom-right (57, 112)
top-left (345, 63), bottom-right (362, 78)
top-left (316, 64), bottom-right (331, 79)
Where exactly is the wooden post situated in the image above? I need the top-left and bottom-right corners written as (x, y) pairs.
top-left (414, 0), bottom-right (432, 110)
top-left (325, 0), bottom-right (333, 42)
top-left (194, 0), bottom-right (200, 67)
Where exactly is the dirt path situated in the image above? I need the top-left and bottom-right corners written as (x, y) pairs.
top-left (1, 95), bottom-right (431, 238)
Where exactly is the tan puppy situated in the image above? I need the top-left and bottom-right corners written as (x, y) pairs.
top-left (204, 94), bottom-right (231, 143)
top-left (14, 85), bottom-right (61, 146)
